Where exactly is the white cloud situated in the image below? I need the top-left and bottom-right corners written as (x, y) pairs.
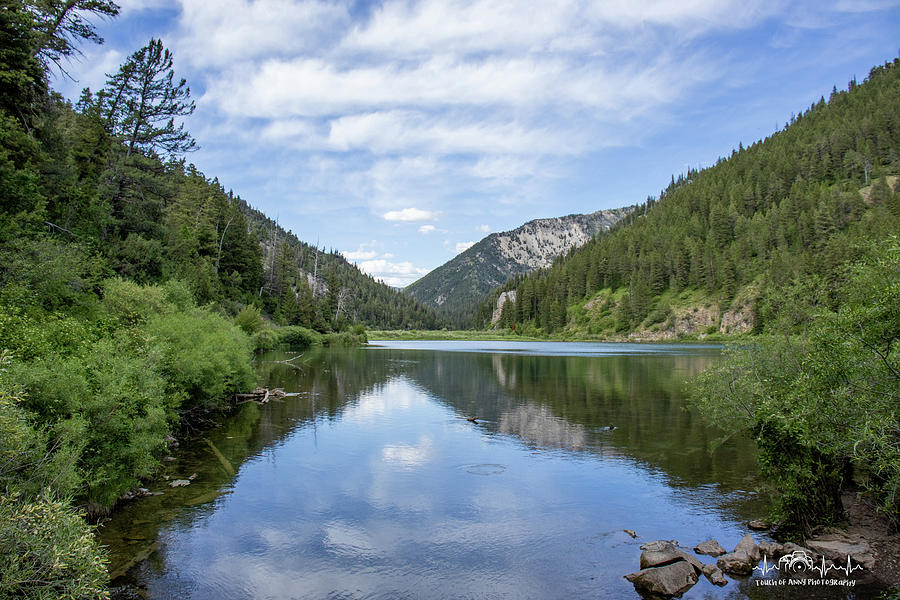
top-left (326, 110), bottom-right (584, 156)
top-left (356, 259), bottom-right (430, 287)
top-left (342, 241), bottom-right (380, 261)
top-left (478, 224), bottom-right (491, 233)
top-left (343, 249), bottom-right (377, 260)
top-left (419, 225), bottom-right (436, 234)
top-left (383, 207), bottom-right (441, 222)
top-left (174, 0), bottom-right (347, 69)
top-left (455, 241), bottom-right (476, 254)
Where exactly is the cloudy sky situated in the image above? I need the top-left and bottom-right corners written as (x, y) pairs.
top-left (56, 0), bottom-right (900, 286)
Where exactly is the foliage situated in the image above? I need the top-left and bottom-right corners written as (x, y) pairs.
top-left (278, 325), bottom-right (322, 349)
top-left (143, 308), bottom-right (255, 414)
top-left (101, 37), bottom-right (195, 158)
top-left (27, 0), bottom-right (120, 74)
top-left (1, 352), bottom-right (109, 599)
top-left (690, 237), bottom-right (900, 535)
top-left (0, 493), bottom-right (109, 600)
top-left (322, 329), bottom-right (368, 347)
top-left (9, 333), bottom-right (172, 510)
top-left (234, 304), bottom-right (265, 335)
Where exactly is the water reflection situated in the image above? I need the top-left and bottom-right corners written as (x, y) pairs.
top-left (98, 342), bottom-right (879, 600)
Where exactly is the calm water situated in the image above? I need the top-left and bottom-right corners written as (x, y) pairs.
top-left (99, 341), bottom-right (878, 599)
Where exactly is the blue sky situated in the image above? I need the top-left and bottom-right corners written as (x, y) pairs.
top-left (56, 0), bottom-right (900, 286)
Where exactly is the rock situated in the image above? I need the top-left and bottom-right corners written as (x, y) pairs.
top-left (187, 472), bottom-right (198, 481)
top-left (781, 542), bottom-right (814, 558)
top-left (748, 519), bottom-right (770, 530)
top-left (640, 541), bottom-right (681, 569)
top-left (717, 551), bottom-right (756, 576)
top-left (694, 539), bottom-right (727, 557)
top-left (805, 532), bottom-right (876, 570)
top-left (716, 534), bottom-right (761, 576)
top-left (758, 540), bottom-right (783, 557)
top-left (163, 456), bottom-right (177, 462)
top-left (674, 551), bottom-right (706, 574)
top-left (638, 540), bottom-right (707, 580)
top-left (624, 529), bottom-right (638, 538)
top-left (625, 560), bottom-right (699, 597)
top-left (640, 540), bottom-right (679, 551)
top-left (734, 533), bottom-right (761, 563)
top-left (701, 563), bottom-right (728, 586)
top-left (169, 479), bottom-right (191, 487)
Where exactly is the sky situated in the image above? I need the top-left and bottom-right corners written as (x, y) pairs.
top-left (55, 0), bottom-right (900, 287)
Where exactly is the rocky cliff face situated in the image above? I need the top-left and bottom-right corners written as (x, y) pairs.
top-left (404, 208), bottom-right (630, 324)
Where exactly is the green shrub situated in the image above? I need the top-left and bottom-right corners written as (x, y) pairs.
top-left (10, 335), bottom-right (172, 511)
top-left (646, 302), bottom-right (672, 326)
top-left (278, 325), bottom-right (321, 348)
top-left (144, 308), bottom-right (255, 413)
top-left (234, 304), bottom-right (266, 335)
top-left (322, 330), bottom-right (367, 347)
top-left (101, 277), bottom-right (172, 327)
top-left (0, 494), bottom-right (109, 600)
top-left (251, 327), bottom-right (279, 352)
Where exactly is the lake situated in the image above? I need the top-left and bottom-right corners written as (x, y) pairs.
top-left (99, 341), bottom-right (877, 599)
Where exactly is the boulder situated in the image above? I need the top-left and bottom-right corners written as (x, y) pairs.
top-left (694, 539), bottom-right (727, 557)
top-left (625, 560), bottom-right (699, 597)
top-left (674, 550), bottom-right (705, 574)
top-left (169, 479), bottom-right (191, 487)
top-left (781, 542), bottom-right (814, 557)
top-left (734, 534), bottom-right (761, 563)
top-left (640, 541), bottom-right (681, 569)
top-left (748, 518), bottom-right (770, 530)
top-left (758, 540), bottom-right (783, 557)
top-left (640, 540), bottom-right (679, 551)
top-left (717, 551), bottom-right (756, 576)
top-left (805, 532), bottom-right (875, 570)
top-left (701, 563), bottom-right (728, 586)
top-left (716, 533), bottom-right (761, 576)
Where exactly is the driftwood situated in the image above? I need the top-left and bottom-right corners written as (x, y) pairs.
top-left (235, 387), bottom-right (289, 404)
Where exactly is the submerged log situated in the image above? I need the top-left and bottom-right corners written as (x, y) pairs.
top-left (204, 438), bottom-right (235, 475)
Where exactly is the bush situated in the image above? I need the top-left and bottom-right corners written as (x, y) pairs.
top-left (322, 330), bottom-right (367, 347)
top-left (144, 308), bottom-right (255, 413)
top-left (234, 304), bottom-right (265, 335)
top-left (251, 327), bottom-right (279, 352)
top-left (0, 494), bottom-right (109, 600)
top-left (0, 354), bottom-right (108, 599)
top-left (10, 335), bottom-right (172, 511)
top-left (278, 325), bottom-right (321, 348)
top-left (101, 277), bottom-right (172, 327)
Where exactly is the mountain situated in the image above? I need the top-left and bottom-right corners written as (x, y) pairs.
top-left (477, 59), bottom-right (900, 338)
top-left (404, 208), bottom-right (631, 325)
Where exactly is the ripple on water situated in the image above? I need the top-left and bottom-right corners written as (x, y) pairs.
top-left (457, 463), bottom-right (507, 476)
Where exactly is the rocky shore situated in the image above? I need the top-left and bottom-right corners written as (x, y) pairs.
top-left (624, 520), bottom-right (890, 598)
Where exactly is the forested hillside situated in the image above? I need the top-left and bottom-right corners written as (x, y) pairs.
top-left (239, 201), bottom-right (445, 330)
top-left (477, 60), bottom-right (900, 337)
